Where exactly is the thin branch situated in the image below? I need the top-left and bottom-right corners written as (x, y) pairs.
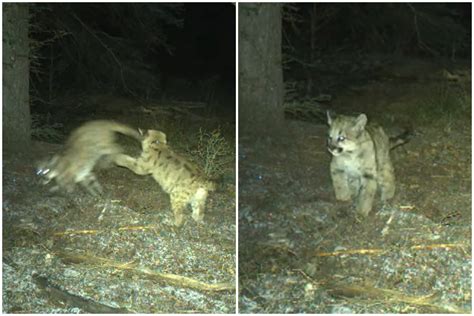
top-left (406, 3), bottom-right (439, 56)
top-left (71, 12), bottom-right (136, 96)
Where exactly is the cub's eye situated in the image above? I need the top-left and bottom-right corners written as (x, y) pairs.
top-left (337, 136), bottom-right (345, 142)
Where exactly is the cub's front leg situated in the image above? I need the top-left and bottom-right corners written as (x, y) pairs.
top-left (79, 172), bottom-right (103, 196)
top-left (330, 162), bottom-right (352, 201)
top-left (356, 174), bottom-right (377, 216)
top-left (113, 154), bottom-right (150, 176)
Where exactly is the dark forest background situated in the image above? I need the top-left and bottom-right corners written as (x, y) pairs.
top-left (29, 3), bottom-right (235, 112)
top-left (239, 2), bottom-right (471, 134)
top-left (4, 3), bottom-right (235, 151)
top-left (282, 2), bottom-right (471, 98)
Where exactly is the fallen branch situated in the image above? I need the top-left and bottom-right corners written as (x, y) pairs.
top-left (327, 282), bottom-right (468, 313)
top-left (54, 225), bottom-right (159, 237)
top-left (58, 252), bottom-right (234, 292)
top-left (141, 104), bottom-right (209, 121)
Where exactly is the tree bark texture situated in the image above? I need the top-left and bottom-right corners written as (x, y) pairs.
top-left (3, 3), bottom-right (31, 152)
top-left (239, 3), bottom-right (284, 136)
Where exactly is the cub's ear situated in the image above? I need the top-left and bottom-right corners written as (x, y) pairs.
top-left (354, 114), bottom-right (368, 130)
top-left (326, 110), bottom-right (334, 126)
top-left (327, 111), bottom-right (333, 125)
top-left (155, 137), bottom-right (166, 145)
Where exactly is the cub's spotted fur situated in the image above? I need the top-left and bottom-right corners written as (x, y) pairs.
top-left (37, 120), bottom-right (142, 195)
top-left (114, 129), bottom-right (215, 226)
top-left (327, 112), bottom-right (401, 216)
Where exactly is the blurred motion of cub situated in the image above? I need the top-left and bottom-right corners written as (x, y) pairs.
top-left (114, 129), bottom-right (215, 227)
top-left (326, 112), bottom-right (396, 216)
top-left (37, 120), bottom-right (142, 195)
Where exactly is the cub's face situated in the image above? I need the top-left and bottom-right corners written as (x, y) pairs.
top-left (139, 129), bottom-right (167, 150)
top-left (327, 113), bottom-right (367, 157)
top-left (36, 155), bottom-right (60, 183)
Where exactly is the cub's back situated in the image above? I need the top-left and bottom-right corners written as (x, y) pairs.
top-left (150, 146), bottom-right (210, 192)
top-left (65, 120), bottom-right (135, 157)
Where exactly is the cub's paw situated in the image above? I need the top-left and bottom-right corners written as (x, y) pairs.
top-left (335, 192), bottom-right (352, 202)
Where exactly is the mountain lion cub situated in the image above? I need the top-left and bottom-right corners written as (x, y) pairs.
top-left (37, 120), bottom-right (142, 195)
top-left (114, 129), bottom-right (215, 227)
top-left (327, 112), bottom-right (397, 216)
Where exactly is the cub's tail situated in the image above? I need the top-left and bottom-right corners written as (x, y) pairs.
top-left (389, 130), bottom-right (413, 150)
top-left (110, 122), bottom-right (143, 142)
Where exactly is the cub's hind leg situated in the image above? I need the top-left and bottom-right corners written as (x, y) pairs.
top-left (191, 188), bottom-right (208, 223)
top-left (379, 164), bottom-right (395, 201)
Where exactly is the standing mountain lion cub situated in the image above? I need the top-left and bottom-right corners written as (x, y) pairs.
top-left (327, 112), bottom-right (398, 216)
top-left (37, 120), bottom-right (142, 195)
top-left (114, 129), bottom-right (215, 227)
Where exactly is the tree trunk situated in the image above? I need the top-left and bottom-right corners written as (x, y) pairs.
top-left (239, 3), bottom-right (284, 137)
top-left (3, 3), bottom-right (30, 153)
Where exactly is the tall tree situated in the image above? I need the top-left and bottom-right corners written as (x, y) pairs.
top-left (239, 3), bottom-right (284, 136)
top-left (3, 3), bottom-right (30, 152)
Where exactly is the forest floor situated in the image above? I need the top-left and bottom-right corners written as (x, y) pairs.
top-left (239, 56), bottom-right (471, 313)
top-left (3, 98), bottom-right (236, 313)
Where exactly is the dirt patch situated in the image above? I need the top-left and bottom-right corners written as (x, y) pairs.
top-left (3, 109), bottom-right (236, 313)
top-left (239, 58), bottom-right (471, 313)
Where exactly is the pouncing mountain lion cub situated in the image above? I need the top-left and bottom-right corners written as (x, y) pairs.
top-left (327, 112), bottom-right (409, 216)
top-left (114, 129), bottom-right (215, 227)
top-left (37, 120), bottom-right (142, 195)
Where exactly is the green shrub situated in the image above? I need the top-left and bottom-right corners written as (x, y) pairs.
top-left (190, 128), bottom-right (232, 178)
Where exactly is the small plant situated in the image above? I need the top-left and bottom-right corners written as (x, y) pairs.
top-left (31, 113), bottom-right (63, 142)
top-left (190, 128), bottom-right (232, 178)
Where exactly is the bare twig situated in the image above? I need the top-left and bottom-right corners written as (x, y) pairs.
top-left (316, 248), bottom-right (385, 257)
top-left (315, 243), bottom-right (467, 257)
